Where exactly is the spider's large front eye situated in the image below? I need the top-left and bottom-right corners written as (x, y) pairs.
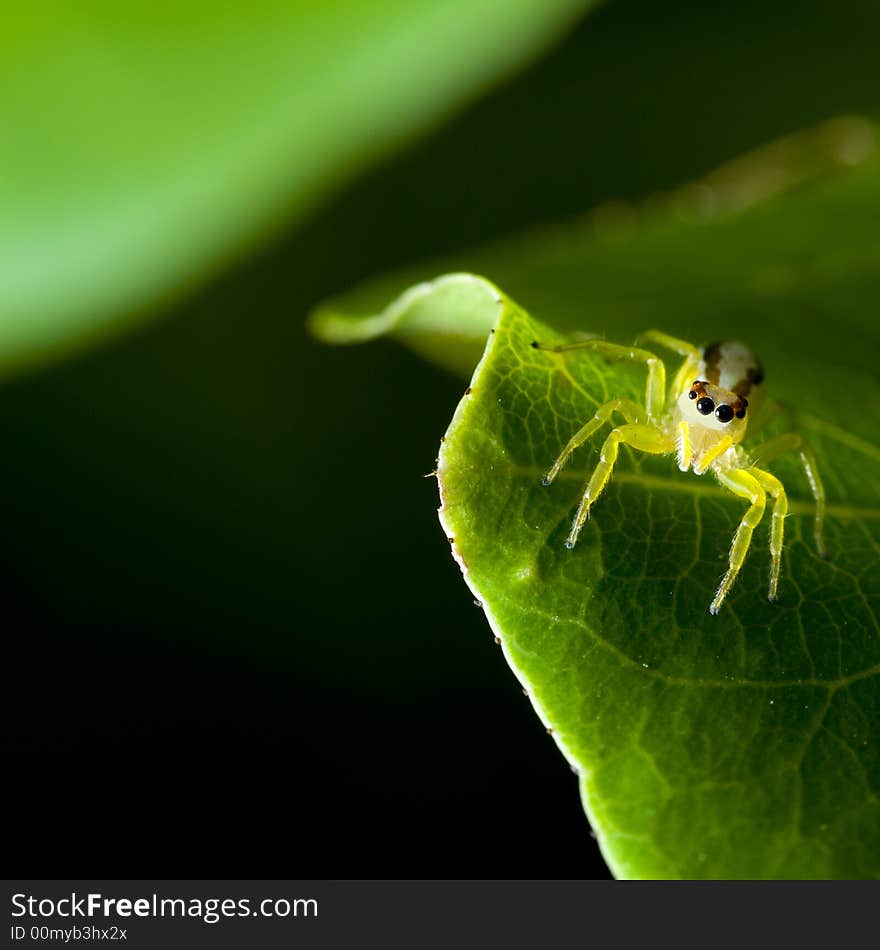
top-left (696, 396), bottom-right (715, 415)
top-left (715, 404), bottom-right (734, 423)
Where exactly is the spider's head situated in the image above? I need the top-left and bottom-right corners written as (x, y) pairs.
top-left (679, 380), bottom-right (749, 441)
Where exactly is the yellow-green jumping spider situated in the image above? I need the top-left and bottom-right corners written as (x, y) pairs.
top-left (532, 330), bottom-right (826, 614)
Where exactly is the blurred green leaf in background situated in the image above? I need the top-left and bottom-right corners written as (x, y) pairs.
top-left (0, 0), bottom-right (592, 378)
top-left (312, 116), bottom-right (880, 393)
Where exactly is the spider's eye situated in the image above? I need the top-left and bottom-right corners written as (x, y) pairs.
top-left (696, 396), bottom-right (715, 415)
top-left (735, 408), bottom-right (746, 420)
top-left (688, 390), bottom-right (698, 400)
top-left (715, 404), bottom-right (734, 423)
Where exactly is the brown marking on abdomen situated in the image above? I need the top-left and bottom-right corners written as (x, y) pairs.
top-left (732, 365), bottom-right (764, 399)
top-left (702, 342), bottom-right (723, 385)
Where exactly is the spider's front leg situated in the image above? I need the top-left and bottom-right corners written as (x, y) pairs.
top-left (711, 468), bottom-right (767, 614)
top-left (531, 338), bottom-right (667, 419)
top-left (752, 468), bottom-right (788, 603)
top-left (635, 330), bottom-right (703, 401)
top-left (566, 423), bottom-right (674, 549)
top-left (542, 398), bottom-right (645, 486)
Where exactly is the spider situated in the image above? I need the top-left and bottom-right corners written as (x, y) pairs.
top-left (532, 330), bottom-right (826, 614)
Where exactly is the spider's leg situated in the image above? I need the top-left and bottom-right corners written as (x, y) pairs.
top-left (671, 358), bottom-right (703, 409)
top-left (635, 330), bottom-right (702, 362)
top-left (566, 423), bottom-right (673, 548)
top-left (676, 420), bottom-right (692, 472)
top-left (531, 338), bottom-right (666, 419)
top-left (752, 468), bottom-right (788, 603)
top-left (543, 398), bottom-right (645, 485)
top-left (635, 330), bottom-right (703, 400)
top-left (748, 433), bottom-right (826, 557)
top-left (711, 469), bottom-right (767, 615)
top-left (694, 434), bottom-right (734, 475)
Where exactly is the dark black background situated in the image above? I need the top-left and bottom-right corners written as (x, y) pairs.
top-left (6, 0), bottom-right (880, 878)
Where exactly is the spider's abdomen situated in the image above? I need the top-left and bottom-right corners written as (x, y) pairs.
top-left (700, 341), bottom-right (764, 402)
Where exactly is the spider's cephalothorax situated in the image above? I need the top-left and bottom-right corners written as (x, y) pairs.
top-left (674, 340), bottom-right (765, 476)
top-left (532, 331), bottom-right (825, 615)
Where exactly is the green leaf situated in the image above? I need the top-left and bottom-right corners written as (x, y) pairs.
top-left (440, 294), bottom-right (880, 879)
top-left (0, 0), bottom-right (592, 379)
top-left (313, 119), bottom-right (880, 878)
